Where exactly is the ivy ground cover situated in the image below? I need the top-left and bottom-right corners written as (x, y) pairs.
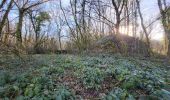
top-left (0, 54), bottom-right (170, 100)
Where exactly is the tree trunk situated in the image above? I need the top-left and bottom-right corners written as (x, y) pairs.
top-left (16, 10), bottom-right (24, 43)
top-left (3, 17), bottom-right (10, 43)
top-left (115, 14), bottom-right (120, 34)
top-left (111, 0), bottom-right (126, 35)
top-left (157, 0), bottom-right (170, 56)
top-left (136, 0), bottom-right (151, 56)
top-left (59, 35), bottom-right (62, 50)
top-left (0, 0), bottom-right (13, 37)
top-left (166, 29), bottom-right (170, 56)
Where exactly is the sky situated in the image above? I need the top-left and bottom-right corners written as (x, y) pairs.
top-left (141, 0), bottom-right (163, 40)
top-left (141, 0), bottom-right (169, 40)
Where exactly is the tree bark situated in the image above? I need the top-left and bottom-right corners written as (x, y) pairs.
top-left (59, 34), bottom-right (62, 50)
top-left (115, 14), bottom-right (120, 34)
top-left (16, 10), bottom-right (24, 43)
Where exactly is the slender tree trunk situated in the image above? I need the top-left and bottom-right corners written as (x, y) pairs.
top-left (87, 0), bottom-right (92, 28)
top-left (115, 13), bottom-right (121, 35)
top-left (16, 10), bottom-right (24, 43)
top-left (59, 35), bottom-right (62, 50)
top-left (82, 0), bottom-right (86, 33)
top-left (3, 17), bottom-right (10, 44)
top-left (115, 12), bottom-right (120, 34)
top-left (0, 0), bottom-right (13, 37)
top-left (81, 0), bottom-right (87, 48)
top-left (125, 1), bottom-right (129, 35)
top-left (133, 1), bottom-right (137, 37)
top-left (136, 0), bottom-right (151, 56)
top-left (166, 29), bottom-right (170, 56)
top-left (70, 0), bottom-right (83, 50)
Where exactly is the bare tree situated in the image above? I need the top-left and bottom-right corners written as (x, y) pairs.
top-left (136, 0), bottom-right (151, 56)
top-left (111, 0), bottom-right (126, 34)
top-left (13, 0), bottom-right (49, 44)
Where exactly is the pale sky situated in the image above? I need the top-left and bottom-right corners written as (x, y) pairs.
top-left (141, 0), bottom-right (169, 40)
top-left (141, 0), bottom-right (163, 40)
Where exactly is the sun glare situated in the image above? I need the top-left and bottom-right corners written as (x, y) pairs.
top-left (119, 26), bottom-right (164, 41)
top-left (119, 25), bottom-right (134, 36)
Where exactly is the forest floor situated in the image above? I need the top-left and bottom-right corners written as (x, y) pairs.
top-left (0, 54), bottom-right (170, 100)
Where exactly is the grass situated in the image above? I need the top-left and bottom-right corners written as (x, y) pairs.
top-left (0, 54), bottom-right (170, 99)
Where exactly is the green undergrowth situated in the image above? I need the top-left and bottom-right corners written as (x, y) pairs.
top-left (0, 54), bottom-right (170, 99)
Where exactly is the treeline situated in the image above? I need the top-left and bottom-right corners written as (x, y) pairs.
top-left (0, 0), bottom-right (169, 56)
